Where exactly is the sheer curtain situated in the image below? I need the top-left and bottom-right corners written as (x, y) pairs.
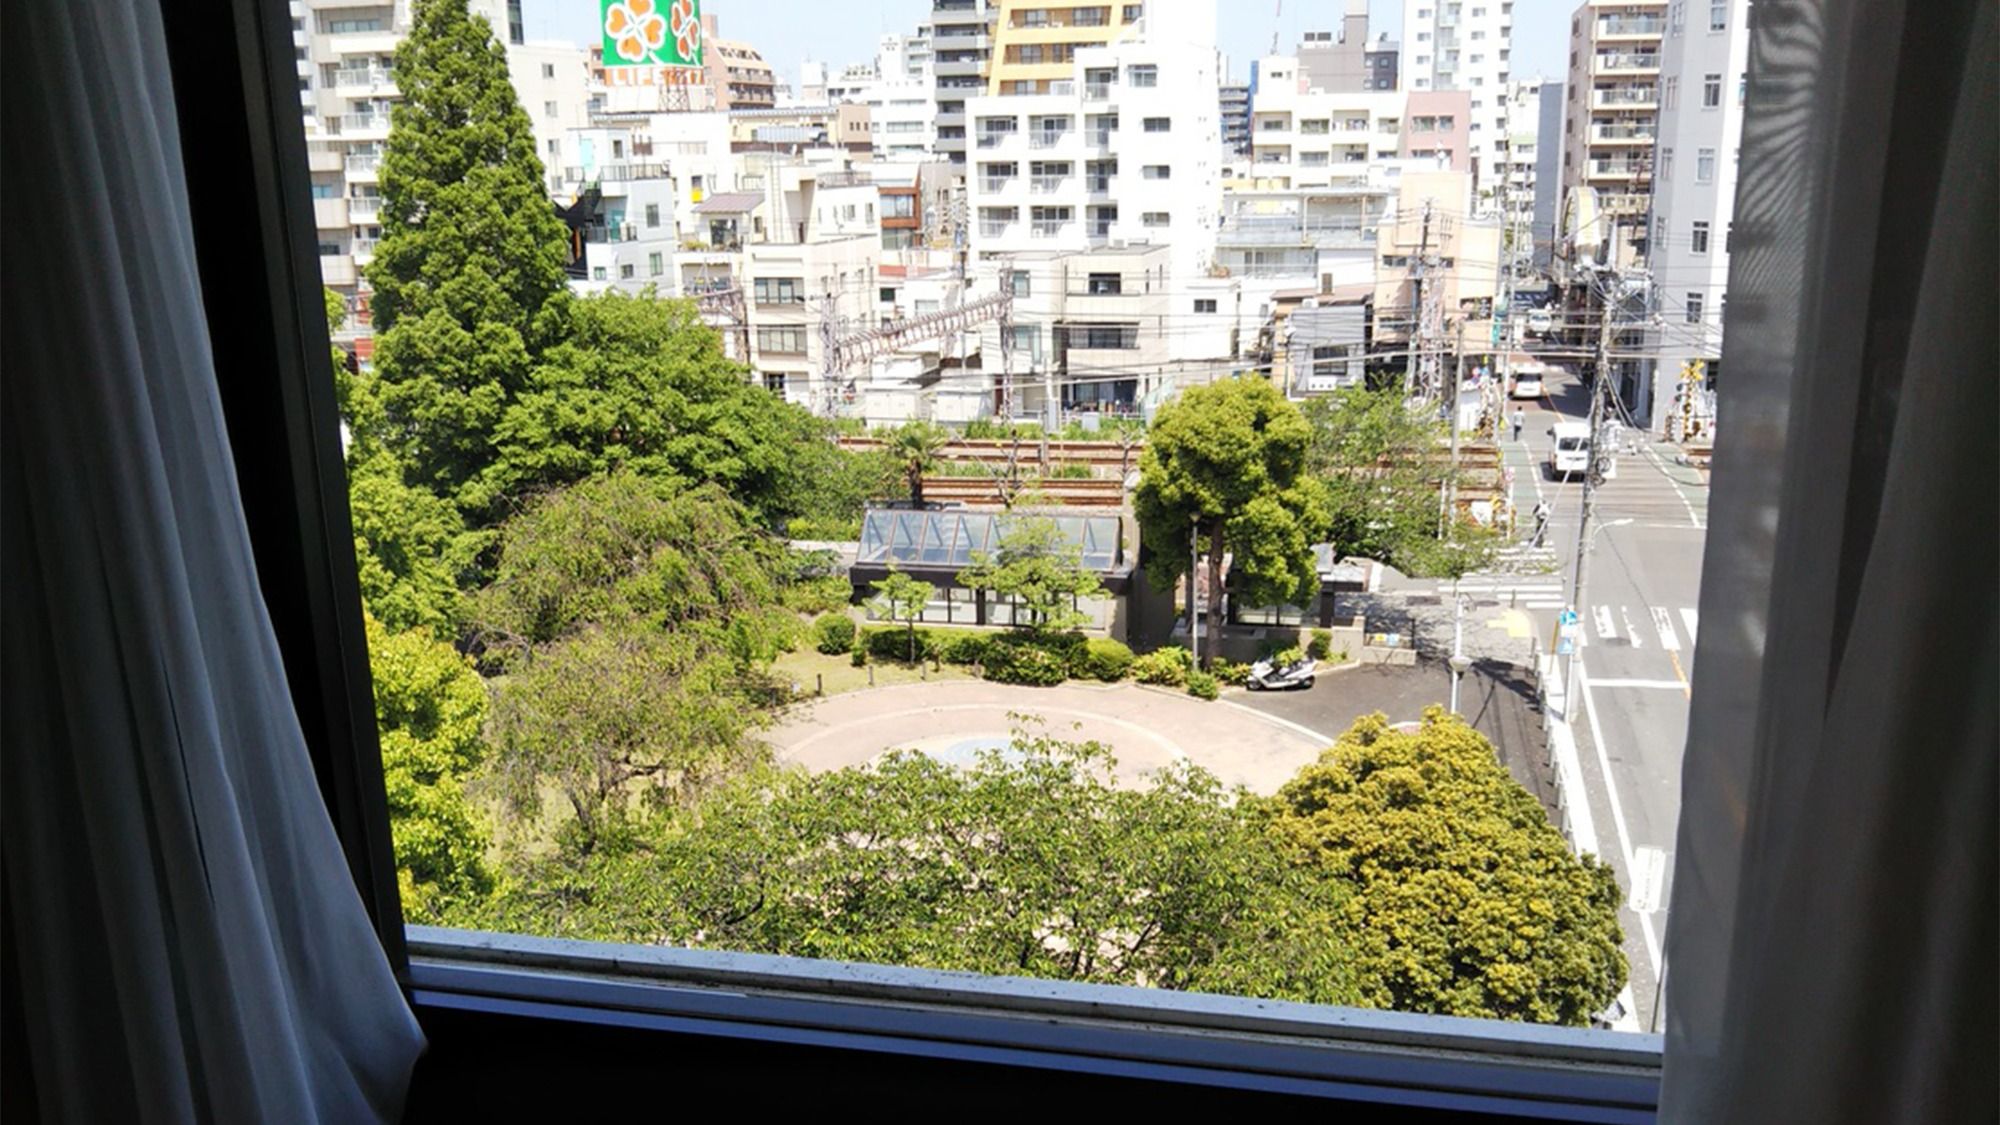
top-left (1, 0), bottom-right (424, 1120)
top-left (1661, 0), bottom-right (1995, 1120)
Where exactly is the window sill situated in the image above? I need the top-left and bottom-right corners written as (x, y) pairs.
top-left (407, 927), bottom-right (1661, 1120)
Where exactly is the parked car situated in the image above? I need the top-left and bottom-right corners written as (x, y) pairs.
top-left (1526, 308), bottom-right (1554, 336)
top-left (1511, 371), bottom-right (1546, 399)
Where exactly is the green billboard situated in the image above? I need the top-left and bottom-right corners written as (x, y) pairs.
top-left (601, 0), bottom-right (703, 69)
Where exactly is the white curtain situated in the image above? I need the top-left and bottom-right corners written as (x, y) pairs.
top-left (0, 0), bottom-right (424, 1120)
top-left (1660, 0), bottom-right (1996, 1120)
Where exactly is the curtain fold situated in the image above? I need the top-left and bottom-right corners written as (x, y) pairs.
top-left (1660, 0), bottom-right (1996, 1120)
top-left (1, 0), bottom-right (424, 1121)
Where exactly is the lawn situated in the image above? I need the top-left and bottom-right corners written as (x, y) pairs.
top-left (771, 647), bottom-right (971, 697)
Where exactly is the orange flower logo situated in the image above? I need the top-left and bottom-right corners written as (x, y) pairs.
top-left (604, 0), bottom-right (667, 63)
top-left (669, 0), bottom-right (701, 61)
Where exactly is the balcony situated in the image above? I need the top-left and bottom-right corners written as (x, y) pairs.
top-left (1030, 219), bottom-right (1068, 237)
top-left (563, 162), bottom-right (670, 183)
top-left (1597, 15), bottom-right (1665, 36)
top-left (349, 196), bottom-right (381, 220)
top-left (1085, 175), bottom-right (1111, 193)
top-left (935, 110), bottom-right (966, 128)
top-left (1029, 131), bottom-right (1069, 149)
top-left (979, 221), bottom-right (1014, 238)
top-left (1594, 86), bottom-right (1658, 107)
top-left (1595, 52), bottom-right (1661, 73)
top-left (345, 152), bottom-right (381, 175)
top-left (351, 237), bottom-right (379, 261)
top-left (1591, 123), bottom-right (1656, 143)
top-left (312, 197), bottom-right (349, 229)
top-left (339, 112), bottom-right (392, 137)
top-left (934, 57), bottom-right (984, 79)
top-left (1030, 175), bottom-right (1067, 193)
top-left (932, 29), bottom-right (990, 50)
top-left (330, 65), bottom-right (394, 92)
top-left (1589, 158), bottom-right (1653, 177)
top-left (976, 130), bottom-right (1016, 149)
top-left (817, 170), bottom-right (873, 188)
top-left (317, 254), bottom-right (357, 288)
top-left (979, 176), bottom-right (1012, 193)
top-left (1084, 82), bottom-right (1111, 100)
top-left (1088, 129), bottom-right (1113, 147)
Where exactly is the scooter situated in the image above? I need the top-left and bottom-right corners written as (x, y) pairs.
top-left (1247, 656), bottom-right (1318, 691)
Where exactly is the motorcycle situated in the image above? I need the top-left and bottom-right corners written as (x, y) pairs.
top-left (1247, 656), bottom-right (1318, 691)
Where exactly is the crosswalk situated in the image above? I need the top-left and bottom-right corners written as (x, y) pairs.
top-left (1578, 604), bottom-right (1700, 652)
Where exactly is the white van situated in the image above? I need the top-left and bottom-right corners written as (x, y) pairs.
top-left (1549, 421), bottom-right (1593, 478)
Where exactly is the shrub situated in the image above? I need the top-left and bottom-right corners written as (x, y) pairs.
top-left (865, 625), bottom-right (942, 663)
top-left (782, 575), bottom-right (853, 616)
top-left (849, 639), bottom-right (867, 667)
top-left (814, 613), bottom-right (856, 655)
top-left (982, 642), bottom-right (1068, 686)
top-left (1210, 658), bottom-right (1251, 687)
top-left (1306, 628), bottom-right (1333, 661)
top-left (933, 628), bottom-right (993, 666)
top-left (1273, 645), bottom-right (1306, 667)
top-left (1130, 647), bottom-right (1192, 687)
top-left (1079, 637), bottom-right (1134, 681)
top-left (786, 514), bottom-right (862, 541)
top-left (1186, 670), bottom-right (1220, 700)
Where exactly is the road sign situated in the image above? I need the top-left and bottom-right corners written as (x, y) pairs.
top-left (1555, 608), bottom-right (1579, 656)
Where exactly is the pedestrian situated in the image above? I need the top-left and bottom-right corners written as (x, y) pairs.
top-left (1531, 499), bottom-right (1551, 547)
top-left (1512, 408), bottom-right (1526, 443)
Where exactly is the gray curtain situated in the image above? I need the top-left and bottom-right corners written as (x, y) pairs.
top-left (1661, 0), bottom-right (1996, 1120)
top-left (1, 0), bottom-right (425, 1120)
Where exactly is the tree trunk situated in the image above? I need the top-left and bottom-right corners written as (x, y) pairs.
top-left (1203, 524), bottom-right (1226, 669)
top-left (908, 463), bottom-right (924, 507)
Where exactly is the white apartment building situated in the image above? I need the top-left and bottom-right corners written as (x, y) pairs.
top-left (1559, 1), bottom-right (1667, 271)
top-left (551, 126), bottom-right (680, 297)
top-left (1496, 79), bottom-right (1544, 253)
top-left (965, 27), bottom-right (1221, 291)
top-left (820, 35), bottom-right (941, 161)
top-left (973, 244), bottom-right (1176, 421)
top-left (1642, 0), bottom-right (1748, 431)
top-left (1244, 56), bottom-right (1409, 191)
top-left (1400, 0), bottom-right (1515, 202)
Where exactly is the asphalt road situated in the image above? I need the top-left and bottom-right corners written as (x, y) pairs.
top-left (1423, 358), bottom-right (1710, 1032)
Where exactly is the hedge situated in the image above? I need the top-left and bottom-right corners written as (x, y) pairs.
top-left (814, 613), bottom-right (856, 655)
top-left (1079, 638), bottom-right (1134, 682)
top-left (1185, 670), bottom-right (1220, 700)
top-left (1130, 648), bottom-right (1192, 687)
top-left (1306, 628), bottom-right (1333, 661)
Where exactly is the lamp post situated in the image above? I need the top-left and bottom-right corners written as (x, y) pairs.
top-left (1449, 576), bottom-right (1473, 713)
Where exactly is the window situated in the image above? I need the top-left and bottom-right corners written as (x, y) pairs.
top-left (542, 62), bottom-right (555, 78)
top-left (1703, 73), bottom-right (1722, 108)
top-left (753, 277), bottom-right (805, 304)
top-left (756, 326), bottom-right (808, 354)
top-left (1008, 269), bottom-right (1031, 296)
top-left (546, 139), bottom-right (559, 156)
top-left (1660, 147), bottom-right (1674, 178)
top-left (1008, 323), bottom-right (1042, 361)
top-left (310, 182), bottom-right (339, 199)
top-left (648, 252), bottom-right (664, 276)
top-left (1697, 147), bottom-right (1717, 182)
top-left (1686, 291), bottom-right (1704, 323)
top-left (619, 263), bottom-right (635, 279)
top-left (1141, 211), bottom-right (1169, 227)
top-left (1086, 272), bottom-right (1122, 295)
top-left (1072, 322), bottom-right (1138, 348)
top-left (1127, 65), bottom-right (1157, 87)
top-left (644, 203), bottom-right (660, 228)
top-left (1710, 0), bottom-right (1727, 30)
top-left (879, 286), bottom-right (896, 303)
top-left (1141, 165), bottom-right (1170, 180)
top-left (1691, 220), bottom-right (1711, 254)
top-left (1122, 4), bottom-right (1142, 20)
top-left (544, 100), bottom-right (557, 118)
top-left (1670, 0), bottom-right (1686, 32)
top-left (320, 15), bottom-right (385, 33)
top-left (592, 265), bottom-right (607, 280)
top-left (882, 194), bottom-right (915, 219)
top-left (1194, 298), bottom-right (1217, 313)
top-left (1142, 117), bottom-right (1170, 133)
top-left (317, 241), bottom-right (341, 256)
top-left (1664, 76), bottom-right (1679, 110)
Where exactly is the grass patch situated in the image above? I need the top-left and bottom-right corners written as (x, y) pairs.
top-left (771, 647), bottom-right (971, 696)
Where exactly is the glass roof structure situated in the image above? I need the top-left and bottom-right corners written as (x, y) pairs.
top-left (857, 509), bottom-right (1124, 572)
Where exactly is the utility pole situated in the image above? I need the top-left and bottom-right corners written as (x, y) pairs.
top-left (1189, 515), bottom-right (1201, 666)
top-left (1493, 92), bottom-right (1518, 441)
top-left (1565, 272), bottom-right (1617, 707)
top-left (1408, 198), bottom-right (1443, 398)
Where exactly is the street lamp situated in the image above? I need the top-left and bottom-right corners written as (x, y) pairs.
top-left (1449, 577), bottom-right (1473, 713)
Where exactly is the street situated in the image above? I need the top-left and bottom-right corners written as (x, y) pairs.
top-left (1416, 359), bottom-right (1709, 1032)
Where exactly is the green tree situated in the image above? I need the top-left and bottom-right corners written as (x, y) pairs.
top-left (867, 568), bottom-right (935, 662)
top-left (957, 515), bottom-right (1105, 633)
top-left (347, 449), bottom-right (482, 636)
top-left (488, 623), bottom-right (767, 855)
top-left (482, 291), bottom-right (823, 522)
top-left (457, 729), bottom-right (1356, 1004)
top-left (366, 0), bottom-right (572, 514)
top-left (1134, 377), bottom-right (1329, 663)
top-left (1300, 388), bottom-right (1496, 577)
top-left (1259, 709), bottom-right (1628, 1025)
top-left (363, 613), bottom-right (492, 918)
top-left (886, 420), bottom-right (950, 507)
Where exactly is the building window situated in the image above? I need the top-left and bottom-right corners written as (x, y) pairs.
top-left (1141, 165), bottom-right (1170, 180)
top-left (1008, 324), bottom-right (1042, 361)
top-left (1127, 65), bottom-right (1157, 88)
top-left (1122, 4), bottom-right (1142, 20)
top-left (1691, 220), bottom-right (1711, 254)
top-left (1686, 291), bottom-right (1704, 323)
top-left (644, 203), bottom-right (660, 227)
top-left (879, 286), bottom-right (897, 303)
top-left (1008, 269), bottom-right (1031, 296)
top-left (1663, 76), bottom-right (1679, 109)
top-left (1073, 323), bottom-right (1139, 349)
top-left (592, 266), bottom-right (607, 280)
top-left (1670, 0), bottom-right (1686, 32)
top-left (1660, 147), bottom-right (1674, 178)
top-left (543, 100), bottom-right (557, 118)
top-left (1194, 298), bottom-right (1217, 313)
top-left (619, 263), bottom-right (635, 279)
top-left (1143, 117), bottom-right (1170, 133)
top-left (648, 252), bottom-right (664, 276)
top-left (1703, 73), bottom-right (1722, 108)
top-left (541, 62), bottom-right (555, 78)
top-left (1141, 211), bottom-right (1168, 227)
top-left (753, 277), bottom-right (806, 304)
top-left (317, 241), bottom-right (342, 256)
top-left (1086, 272), bottom-right (1122, 295)
top-left (757, 326), bottom-right (808, 354)
top-left (1710, 0), bottom-right (1727, 30)
top-left (1697, 147), bottom-right (1716, 182)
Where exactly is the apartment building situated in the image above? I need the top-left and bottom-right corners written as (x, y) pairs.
top-left (986, 0), bottom-right (1147, 95)
top-left (1400, 0), bottom-right (1514, 198)
top-left (1641, 0), bottom-right (1748, 430)
top-left (704, 16), bottom-right (777, 110)
top-left (1400, 89), bottom-right (1476, 172)
top-left (1296, 1), bottom-right (1398, 93)
top-left (971, 244), bottom-right (1173, 419)
top-left (1370, 169), bottom-right (1504, 350)
top-left (550, 126), bottom-right (680, 296)
top-left (1559, 0), bottom-right (1666, 270)
top-left (819, 34), bottom-right (940, 160)
top-left (965, 9), bottom-right (1219, 290)
top-left (931, 0), bottom-right (998, 164)
top-left (1218, 83), bottom-right (1251, 155)
top-left (1245, 59), bottom-right (1412, 190)
top-left (1494, 79), bottom-right (1545, 260)
top-left (1530, 81), bottom-right (1566, 268)
top-left (1214, 183), bottom-right (1390, 291)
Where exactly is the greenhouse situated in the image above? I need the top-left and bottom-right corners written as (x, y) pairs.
top-left (850, 507), bottom-right (1134, 631)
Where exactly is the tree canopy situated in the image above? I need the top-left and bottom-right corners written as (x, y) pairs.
top-left (1259, 709), bottom-right (1627, 1024)
top-left (957, 515), bottom-right (1106, 633)
top-left (1134, 377), bottom-right (1328, 661)
top-left (366, 0), bottom-right (572, 514)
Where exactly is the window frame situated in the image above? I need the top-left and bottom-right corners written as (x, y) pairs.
top-left (180, 0), bottom-right (1669, 1113)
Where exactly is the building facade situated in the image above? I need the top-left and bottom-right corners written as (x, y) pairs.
top-left (1218, 82), bottom-right (1251, 156)
top-left (1400, 0), bottom-right (1514, 199)
top-left (1530, 80), bottom-right (1566, 268)
top-left (931, 0), bottom-right (998, 164)
top-left (986, 0), bottom-right (1150, 95)
top-left (1296, 1), bottom-right (1394, 93)
top-left (1245, 58), bottom-right (1414, 188)
top-left (1559, 0), bottom-right (1666, 270)
top-left (1641, 0), bottom-right (1748, 430)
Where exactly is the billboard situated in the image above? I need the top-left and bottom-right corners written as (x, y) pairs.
top-left (601, 0), bottom-right (702, 69)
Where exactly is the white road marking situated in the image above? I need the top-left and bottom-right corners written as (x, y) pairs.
top-left (1523, 599), bottom-right (1568, 609)
top-left (1594, 605), bottom-right (1617, 639)
top-left (1651, 607), bottom-right (1681, 651)
top-left (1588, 678), bottom-right (1700, 690)
top-left (1628, 845), bottom-right (1668, 914)
top-left (1680, 607), bottom-right (1700, 645)
top-left (1635, 445), bottom-right (1706, 529)
top-left (1578, 661), bottom-right (1664, 977)
top-left (1620, 605), bottom-right (1645, 648)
